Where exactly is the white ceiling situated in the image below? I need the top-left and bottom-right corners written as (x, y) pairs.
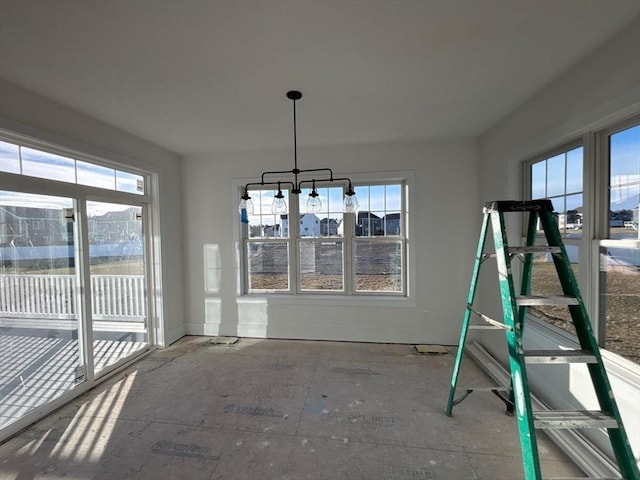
top-left (0, 1), bottom-right (638, 156)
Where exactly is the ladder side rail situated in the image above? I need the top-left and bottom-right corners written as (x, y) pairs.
top-left (446, 211), bottom-right (491, 416)
top-left (539, 210), bottom-right (640, 479)
top-left (491, 211), bottom-right (543, 480)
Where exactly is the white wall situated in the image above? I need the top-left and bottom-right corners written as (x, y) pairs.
top-left (478, 17), bottom-right (640, 466)
top-left (0, 82), bottom-right (186, 346)
top-left (182, 139), bottom-right (479, 344)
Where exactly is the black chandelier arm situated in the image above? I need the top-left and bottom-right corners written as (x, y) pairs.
top-left (331, 177), bottom-right (356, 192)
top-left (243, 180), bottom-right (296, 193)
top-left (296, 167), bottom-right (334, 178)
top-left (260, 169), bottom-right (296, 184)
top-left (297, 177), bottom-right (353, 191)
top-left (259, 167), bottom-right (335, 185)
top-left (330, 177), bottom-right (353, 184)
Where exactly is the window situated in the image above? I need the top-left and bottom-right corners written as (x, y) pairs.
top-left (0, 140), bottom-right (145, 194)
top-left (298, 185), bottom-right (345, 292)
top-left (607, 125), bottom-right (639, 239)
top-left (0, 141), bottom-right (20, 174)
top-left (242, 181), bottom-right (406, 295)
top-left (526, 144), bottom-right (583, 336)
top-left (600, 123), bottom-right (639, 362)
top-left (524, 118), bottom-right (640, 364)
top-left (0, 131), bottom-right (156, 439)
top-left (530, 144), bottom-right (583, 237)
top-left (245, 189), bottom-right (290, 291)
top-left (353, 184), bottom-right (403, 293)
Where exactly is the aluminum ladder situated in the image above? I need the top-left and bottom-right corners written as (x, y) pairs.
top-left (446, 200), bottom-right (639, 480)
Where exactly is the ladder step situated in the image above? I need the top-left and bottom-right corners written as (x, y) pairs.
top-left (524, 350), bottom-right (597, 364)
top-left (516, 295), bottom-right (580, 306)
top-left (481, 246), bottom-right (561, 260)
top-left (458, 386), bottom-right (510, 392)
top-left (468, 325), bottom-right (504, 330)
top-left (466, 305), bottom-right (513, 331)
top-left (533, 411), bottom-right (618, 429)
top-left (508, 246), bottom-right (562, 254)
top-left (484, 199), bottom-right (553, 213)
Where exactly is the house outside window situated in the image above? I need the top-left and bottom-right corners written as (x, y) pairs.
top-left (242, 181), bottom-right (406, 295)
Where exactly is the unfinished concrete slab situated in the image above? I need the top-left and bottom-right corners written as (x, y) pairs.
top-left (0, 337), bottom-right (585, 479)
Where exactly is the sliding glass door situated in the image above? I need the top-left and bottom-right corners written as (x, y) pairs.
top-left (0, 191), bottom-right (83, 430)
top-left (87, 201), bottom-right (148, 373)
top-left (0, 134), bottom-right (156, 440)
top-left (0, 194), bottom-right (151, 431)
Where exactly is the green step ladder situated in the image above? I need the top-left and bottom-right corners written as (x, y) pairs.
top-left (446, 200), bottom-right (639, 480)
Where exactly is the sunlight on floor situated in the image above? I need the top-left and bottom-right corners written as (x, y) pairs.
top-left (49, 371), bottom-right (137, 463)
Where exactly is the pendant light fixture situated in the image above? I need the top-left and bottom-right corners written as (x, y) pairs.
top-left (239, 90), bottom-right (358, 216)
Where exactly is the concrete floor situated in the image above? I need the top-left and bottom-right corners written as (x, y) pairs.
top-left (0, 337), bottom-right (585, 479)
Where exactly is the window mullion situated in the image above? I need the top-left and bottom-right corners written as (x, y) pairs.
top-left (579, 132), bottom-right (598, 335)
top-left (241, 221), bottom-right (249, 295)
top-left (290, 192), bottom-right (300, 294)
top-left (344, 209), bottom-right (355, 295)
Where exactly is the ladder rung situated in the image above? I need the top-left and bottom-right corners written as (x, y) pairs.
top-left (466, 305), bottom-right (513, 331)
top-left (516, 295), bottom-right (580, 306)
top-left (480, 246), bottom-right (561, 260)
top-left (458, 386), bottom-right (510, 392)
top-left (508, 246), bottom-right (562, 254)
top-left (533, 410), bottom-right (618, 429)
top-left (469, 325), bottom-right (504, 330)
top-left (524, 350), bottom-right (597, 364)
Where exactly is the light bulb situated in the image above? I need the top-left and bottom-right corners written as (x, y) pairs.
top-left (245, 198), bottom-right (254, 215)
top-left (344, 194), bottom-right (359, 213)
top-left (307, 195), bottom-right (322, 214)
top-left (272, 197), bottom-right (287, 214)
top-left (239, 198), bottom-right (254, 215)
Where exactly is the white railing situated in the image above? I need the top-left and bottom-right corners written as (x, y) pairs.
top-left (0, 274), bottom-right (145, 320)
top-left (91, 275), bottom-right (145, 319)
top-left (0, 275), bottom-right (75, 318)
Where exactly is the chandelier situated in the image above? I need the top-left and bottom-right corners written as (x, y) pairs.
top-left (239, 90), bottom-right (359, 216)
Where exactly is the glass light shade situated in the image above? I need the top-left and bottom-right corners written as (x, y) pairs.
top-left (343, 194), bottom-right (359, 213)
top-left (239, 198), bottom-right (254, 215)
top-left (272, 197), bottom-right (287, 214)
top-left (307, 195), bottom-right (322, 214)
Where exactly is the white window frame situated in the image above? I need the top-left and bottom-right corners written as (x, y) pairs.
top-left (351, 181), bottom-right (406, 296)
top-left (522, 114), bottom-right (640, 362)
top-left (0, 128), bottom-right (163, 442)
top-left (0, 130), bottom-right (159, 350)
top-left (239, 176), bottom-right (409, 297)
top-left (0, 131), bottom-right (147, 195)
top-left (594, 116), bottom-right (640, 347)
